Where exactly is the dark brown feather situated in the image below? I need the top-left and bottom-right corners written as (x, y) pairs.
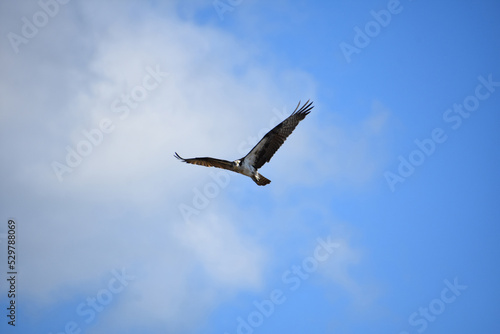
top-left (174, 152), bottom-right (235, 172)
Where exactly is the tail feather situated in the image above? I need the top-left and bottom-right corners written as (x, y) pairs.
top-left (252, 173), bottom-right (271, 186)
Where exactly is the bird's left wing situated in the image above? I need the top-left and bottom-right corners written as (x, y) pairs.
top-left (174, 152), bottom-right (235, 172)
top-left (243, 100), bottom-right (313, 169)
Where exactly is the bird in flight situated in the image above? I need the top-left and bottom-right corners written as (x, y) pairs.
top-left (174, 100), bottom-right (313, 186)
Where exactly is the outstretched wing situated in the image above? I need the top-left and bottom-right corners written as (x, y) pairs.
top-left (243, 100), bottom-right (313, 169)
top-left (174, 152), bottom-right (236, 172)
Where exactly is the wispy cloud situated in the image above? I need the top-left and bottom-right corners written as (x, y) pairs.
top-left (264, 99), bottom-right (391, 192)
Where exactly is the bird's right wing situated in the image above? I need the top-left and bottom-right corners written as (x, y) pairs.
top-left (174, 152), bottom-right (235, 172)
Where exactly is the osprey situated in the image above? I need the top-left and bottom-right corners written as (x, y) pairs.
top-left (174, 100), bottom-right (313, 186)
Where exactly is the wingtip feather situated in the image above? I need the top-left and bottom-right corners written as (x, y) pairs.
top-left (174, 152), bottom-right (185, 161)
top-left (291, 99), bottom-right (314, 116)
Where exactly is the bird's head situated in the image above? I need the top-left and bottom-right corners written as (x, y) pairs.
top-left (234, 159), bottom-right (241, 167)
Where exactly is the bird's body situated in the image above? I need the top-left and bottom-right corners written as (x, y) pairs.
top-left (175, 100), bottom-right (313, 186)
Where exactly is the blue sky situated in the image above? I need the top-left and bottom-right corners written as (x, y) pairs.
top-left (1, 0), bottom-right (499, 333)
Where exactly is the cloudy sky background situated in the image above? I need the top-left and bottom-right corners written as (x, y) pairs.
top-left (1, 0), bottom-right (499, 333)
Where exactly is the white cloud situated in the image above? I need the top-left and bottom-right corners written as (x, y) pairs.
top-left (0, 1), bottom-right (312, 332)
top-left (174, 214), bottom-right (266, 289)
top-left (0, 1), bottom-right (388, 332)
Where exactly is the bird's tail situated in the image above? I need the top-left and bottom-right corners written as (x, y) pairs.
top-left (252, 173), bottom-right (271, 186)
